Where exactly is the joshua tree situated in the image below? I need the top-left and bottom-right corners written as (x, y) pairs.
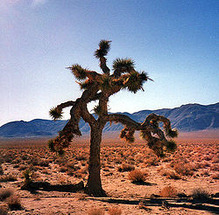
top-left (49, 40), bottom-right (178, 197)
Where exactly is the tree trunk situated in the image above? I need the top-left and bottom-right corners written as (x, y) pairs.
top-left (85, 125), bottom-right (106, 197)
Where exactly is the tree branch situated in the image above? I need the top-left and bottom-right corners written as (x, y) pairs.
top-left (57, 101), bottom-right (76, 109)
top-left (107, 113), bottom-right (141, 129)
top-left (106, 113), bottom-right (177, 156)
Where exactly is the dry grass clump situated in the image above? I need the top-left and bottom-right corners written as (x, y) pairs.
top-left (128, 169), bottom-right (147, 184)
top-left (212, 173), bottom-right (219, 180)
top-left (108, 206), bottom-right (122, 215)
top-left (118, 163), bottom-right (135, 172)
top-left (0, 189), bottom-right (22, 212)
top-left (0, 203), bottom-right (8, 215)
top-left (191, 188), bottom-right (210, 200)
top-left (0, 189), bottom-right (13, 201)
top-left (160, 186), bottom-right (177, 197)
top-left (210, 164), bottom-right (219, 171)
top-left (0, 174), bottom-right (17, 182)
top-left (172, 162), bottom-right (194, 176)
top-left (88, 207), bottom-right (105, 215)
top-left (0, 165), bottom-right (3, 175)
top-left (160, 169), bottom-right (181, 179)
top-left (6, 195), bottom-right (22, 210)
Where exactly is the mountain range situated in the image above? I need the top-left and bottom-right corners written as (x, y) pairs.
top-left (0, 102), bottom-right (218, 138)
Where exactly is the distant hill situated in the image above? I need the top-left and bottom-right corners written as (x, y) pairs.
top-left (0, 102), bottom-right (218, 138)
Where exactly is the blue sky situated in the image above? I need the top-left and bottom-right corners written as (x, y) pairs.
top-left (0, 0), bottom-right (218, 125)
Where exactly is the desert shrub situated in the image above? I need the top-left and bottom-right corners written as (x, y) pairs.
top-left (212, 173), bottom-right (219, 180)
top-left (22, 169), bottom-right (33, 185)
top-left (201, 170), bottom-right (210, 177)
top-left (6, 195), bottom-right (22, 210)
top-left (118, 163), bottom-right (135, 172)
top-left (191, 188), bottom-right (210, 200)
top-left (144, 157), bottom-right (159, 166)
top-left (212, 155), bottom-right (219, 163)
top-left (0, 203), bottom-right (8, 215)
top-left (59, 166), bottom-right (68, 172)
top-left (160, 186), bottom-right (177, 197)
top-left (108, 206), bottom-right (122, 215)
top-left (0, 189), bottom-right (13, 201)
top-left (18, 164), bottom-right (27, 171)
top-left (128, 169), bottom-right (147, 183)
top-left (66, 162), bottom-right (80, 171)
top-left (160, 169), bottom-right (181, 179)
top-left (76, 153), bottom-right (87, 161)
top-left (38, 159), bottom-right (50, 167)
top-left (88, 207), bottom-right (105, 215)
top-left (199, 161), bottom-right (211, 168)
top-left (173, 163), bottom-right (194, 176)
top-left (0, 165), bottom-right (3, 175)
top-left (210, 164), bottom-right (219, 171)
top-left (0, 174), bottom-right (17, 182)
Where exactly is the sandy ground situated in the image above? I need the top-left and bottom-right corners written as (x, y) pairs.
top-left (0, 132), bottom-right (219, 214)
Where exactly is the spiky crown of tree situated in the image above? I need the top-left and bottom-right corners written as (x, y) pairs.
top-left (49, 40), bottom-right (178, 158)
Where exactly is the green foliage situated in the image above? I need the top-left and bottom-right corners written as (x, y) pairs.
top-left (22, 169), bottom-right (32, 184)
top-left (78, 80), bottom-right (93, 90)
top-left (57, 149), bottom-right (65, 156)
top-left (94, 40), bottom-right (111, 58)
top-left (166, 129), bottom-right (178, 138)
top-left (123, 71), bottom-right (143, 93)
top-left (100, 75), bottom-right (111, 91)
top-left (165, 140), bottom-right (177, 152)
top-left (93, 105), bottom-right (102, 115)
top-left (192, 188), bottom-right (210, 200)
top-left (48, 139), bottom-right (56, 152)
top-left (113, 58), bottom-right (134, 77)
top-left (49, 107), bottom-right (63, 120)
top-left (140, 130), bottom-right (148, 140)
top-left (120, 128), bottom-right (135, 143)
top-left (68, 64), bottom-right (87, 80)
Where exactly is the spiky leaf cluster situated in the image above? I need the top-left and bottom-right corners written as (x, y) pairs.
top-left (120, 127), bottom-right (135, 143)
top-left (49, 107), bottom-right (63, 120)
top-left (165, 128), bottom-right (178, 138)
top-left (123, 71), bottom-right (145, 93)
top-left (68, 64), bottom-right (87, 80)
top-left (78, 80), bottom-right (93, 90)
top-left (113, 58), bottom-right (134, 77)
top-left (165, 140), bottom-right (177, 152)
top-left (94, 40), bottom-right (111, 58)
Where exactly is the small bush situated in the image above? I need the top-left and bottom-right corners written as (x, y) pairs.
top-left (160, 169), bottom-right (181, 179)
top-left (108, 206), bottom-right (122, 215)
top-left (6, 195), bottom-right (22, 210)
top-left (88, 207), bottom-right (105, 215)
top-left (192, 188), bottom-right (210, 200)
top-left (173, 163), bottom-right (194, 176)
top-left (128, 169), bottom-right (147, 183)
top-left (118, 163), bottom-right (135, 172)
top-left (0, 189), bottom-right (13, 201)
top-left (212, 173), bottom-right (219, 180)
top-left (0, 165), bottom-right (3, 175)
top-left (160, 186), bottom-right (177, 197)
top-left (0, 174), bottom-right (17, 182)
top-left (0, 203), bottom-right (8, 215)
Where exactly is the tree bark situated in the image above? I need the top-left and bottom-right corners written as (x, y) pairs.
top-left (85, 125), bottom-right (106, 197)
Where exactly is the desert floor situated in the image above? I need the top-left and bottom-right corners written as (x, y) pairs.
top-left (0, 130), bottom-right (219, 215)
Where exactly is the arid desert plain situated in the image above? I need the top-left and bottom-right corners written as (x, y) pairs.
top-left (0, 130), bottom-right (218, 215)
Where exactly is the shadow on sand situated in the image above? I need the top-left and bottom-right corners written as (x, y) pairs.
top-left (87, 196), bottom-right (219, 214)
